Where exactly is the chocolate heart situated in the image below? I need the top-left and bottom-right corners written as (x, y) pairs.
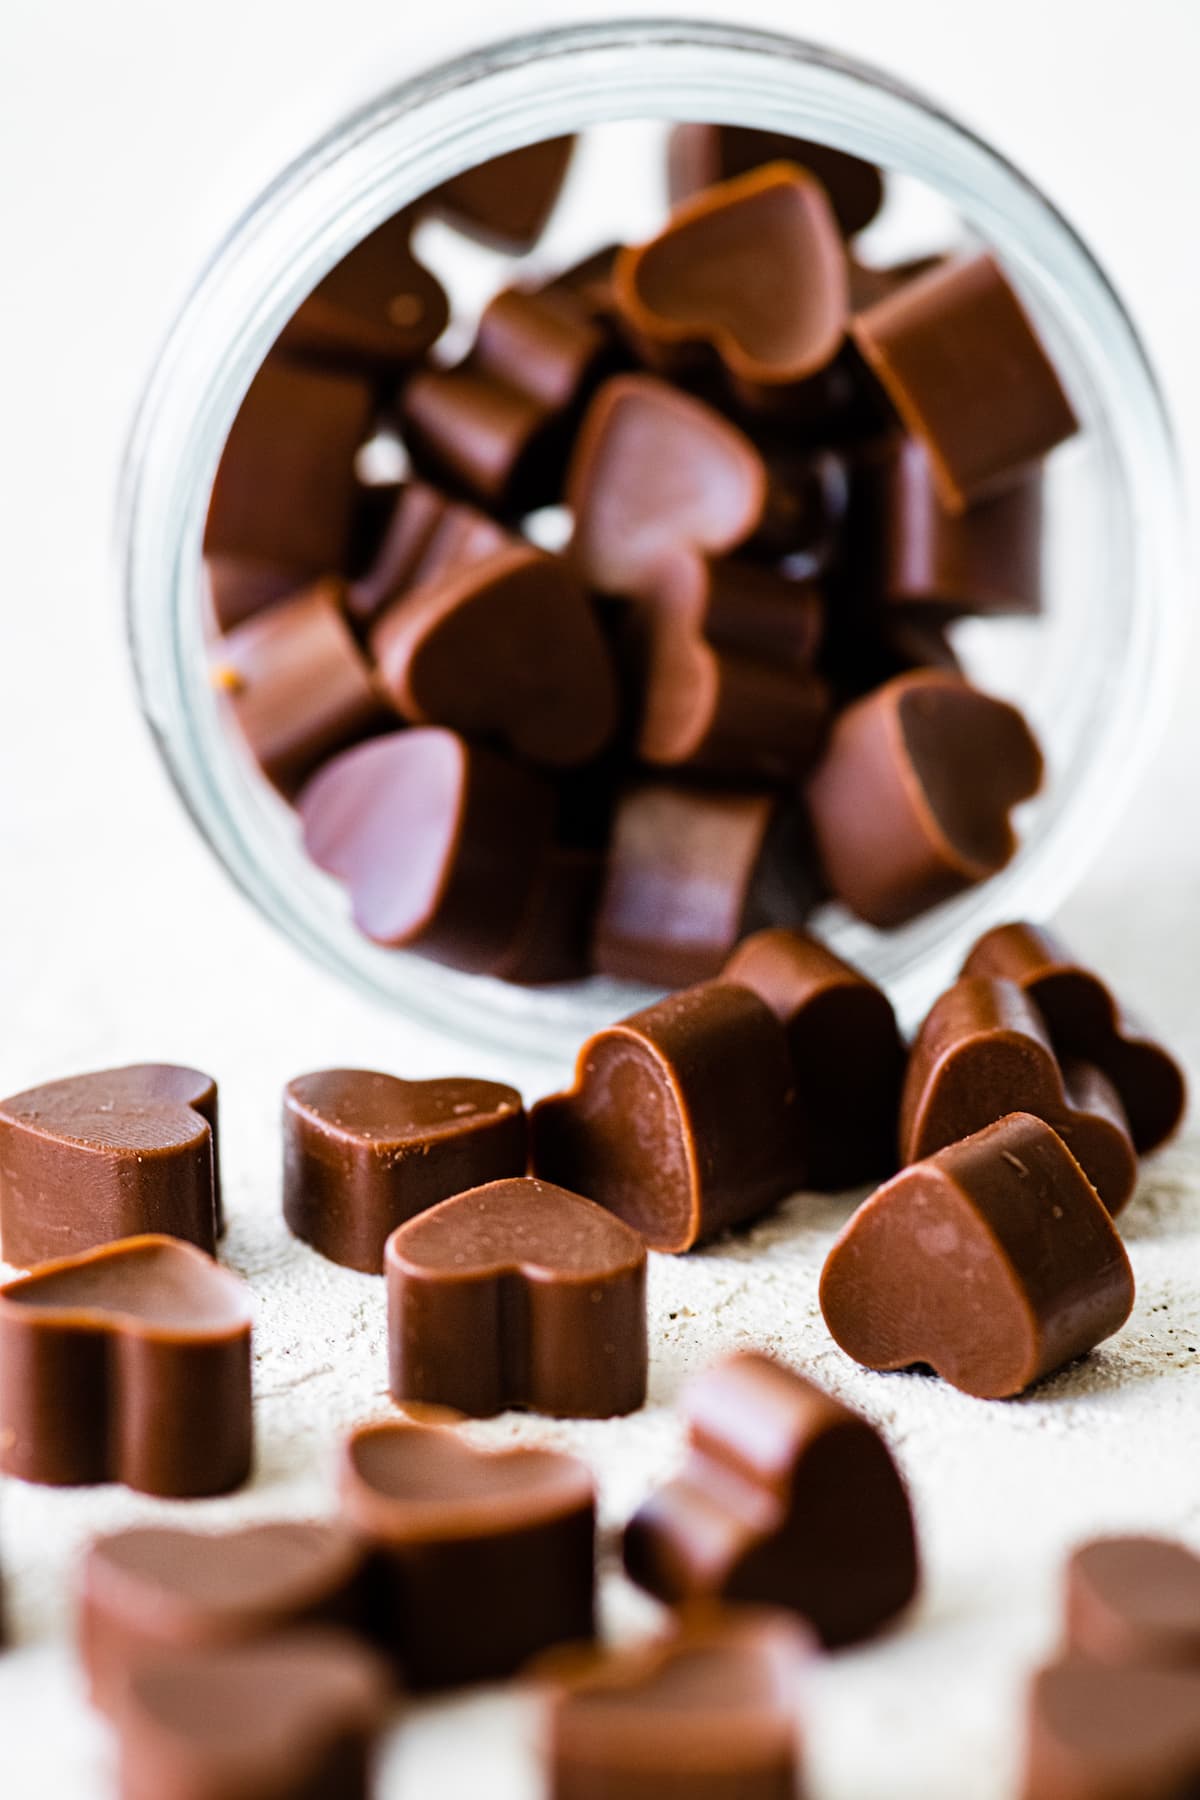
top-left (385, 1176), bottom-right (647, 1417)
top-left (900, 976), bottom-right (1137, 1214)
top-left (0, 1062), bottom-right (220, 1269)
top-left (546, 1609), bottom-right (812, 1800)
top-left (805, 670), bottom-right (1044, 928)
top-left (370, 543), bottom-right (618, 768)
top-left (284, 1069), bottom-right (526, 1274)
top-left (113, 1629), bottom-right (391, 1800)
top-left (624, 1352), bottom-right (918, 1647)
top-left (298, 728), bottom-right (555, 973)
top-left (820, 1112), bottom-right (1134, 1399)
top-left (1022, 1658), bottom-right (1200, 1800)
top-left (0, 1234), bottom-right (253, 1494)
top-left (724, 928), bottom-right (904, 1190)
top-left (643, 545), bottom-right (826, 671)
top-left (347, 480), bottom-right (510, 627)
top-left (1065, 1536), bottom-right (1200, 1669)
top-left (80, 1521), bottom-right (367, 1713)
top-left (962, 922), bottom-right (1187, 1154)
top-left (278, 209), bottom-right (448, 373)
top-left (668, 123), bottom-right (886, 237)
top-left (339, 1421), bottom-right (595, 1688)
top-left (616, 163), bottom-right (848, 391)
top-left (530, 981), bottom-right (800, 1252)
top-left (429, 137), bottom-right (575, 251)
top-left (567, 375), bottom-right (769, 595)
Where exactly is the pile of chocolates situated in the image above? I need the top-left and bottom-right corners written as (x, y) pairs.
top-left (204, 125), bottom-right (1074, 986)
top-left (0, 904), bottom-right (1186, 1795)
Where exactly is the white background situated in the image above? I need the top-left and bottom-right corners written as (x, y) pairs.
top-left (2, 3), bottom-right (1199, 1797)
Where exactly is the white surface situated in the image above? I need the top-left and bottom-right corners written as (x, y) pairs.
top-left (2, 2), bottom-right (1199, 1796)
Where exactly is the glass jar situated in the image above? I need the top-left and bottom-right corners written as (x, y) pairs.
top-left (120, 18), bottom-right (1187, 1059)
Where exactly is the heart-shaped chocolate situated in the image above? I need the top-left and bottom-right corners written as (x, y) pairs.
top-left (641, 546), bottom-right (825, 672)
top-left (428, 137), bottom-right (575, 251)
top-left (616, 163), bottom-right (848, 391)
top-left (80, 1521), bottom-right (367, 1713)
top-left (1065, 1536), bottom-right (1200, 1669)
top-left (114, 1628), bottom-right (391, 1800)
top-left (277, 209), bottom-right (448, 373)
top-left (284, 1069), bottom-right (526, 1274)
top-left (624, 1352), bottom-right (918, 1647)
top-left (370, 542), bottom-right (618, 768)
top-left (530, 981), bottom-right (800, 1252)
top-left (546, 1609), bottom-right (812, 1800)
top-left (0, 1063), bottom-right (220, 1269)
top-left (567, 375), bottom-right (769, 595)
top-left (385, 1176), bottom-right (646, 1417)
top-left (339, 1421), bottom-right (595, 1688)
top-left (298, 728), bottom-right (555, 973)
top-left (805, 670), bottom-right (1044, 927)
top-left (668, 123), bottom-right (886, 236)
top-left (347, 480), bottom-right (510, 628)
top-left (1022, 1658), bottom-right (1200, 1800)
top-left (962, 923), bottom-right (1187, 1154)
top-left (900, 977), bottom-right (1137, 1214)
top-left (0, 1234), bottom-right (253, 1494)
top-left (820, 1112), bottom-right (1134, 1399)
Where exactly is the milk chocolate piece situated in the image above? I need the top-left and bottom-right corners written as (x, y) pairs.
top-left (0, 1234), bottom-right (253, 1494)
top-left (0, 1063), bottom-right (220, 1269)
top-left (962, 923), bottom-right (1187, 1153)
top-left (591, 785), bottom-right (808, 986)
top-left (1022, 1658), bottom-right (1200, 1800)
top-left (851, 252), bottom-right (1078, 511)
top-left (616, 163), bottom-right (847, 395)
top-left (900, 977), bottom-right (1137, 1213)
top-left (204, 358), bottom-right (374, 570)
top-left (494, 845), bottom-right (602, 986)
top-left (724, 928), bottom-right (903, 1189)
top-left (1065, 1537), bottom-right (1200, 1671)
top-left (530, 982), bottom-right (799, 1253)
top-left (283, 1070), bottom-right (526, 1274)
top-left (668, 123), bottom-right (885, 237)
top-left (370, 542), bottom-right (618, 768)
top-left (112, 1629), bottom-right (391, 1800)
top-left (430, 137), bottom-right (575, 251)
top-left (644, 547), bottom-right (825, 672)
top-left (213, 579), bottom-right (387, 792)
top-left (339, 1421), bottom-right (595, 1688)
top-left (80, 1522), bottom-right (368, 1714)
top-left (805, 670), bottom-right (1044, 928)
top-left (298, 728), bottom-right (554, 972)
top-left (625, 1352), bottom-right (917, 1645)
top-left (820, 1112), bottom-right (1134, 1399)
top-left (546, 1608), bottom-right (812, 1800)
top-left (473, 286), bottom-right (612, 411)
top-left (277, 210), bottom-right (449, 373)
top-left (385, 1176), bottom-right (647, 1417)
top-left (346, 481), bottom-right (509, 626)
top-left (204, 553), bottom-right (311, 633)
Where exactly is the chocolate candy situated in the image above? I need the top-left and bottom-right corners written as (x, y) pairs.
top-left (899, 976), bottom-right (1137, 1214)
top-left (0, 1063), bottom-right (220, 1269)
top-left (615, 163), bottom-right (847, 396)
top-left (545, 1608), bottom-right (811, 1800)
top-left (643, 546), bottom-right (825, 672)
top-left (80, 1522), bottom-right (367, 1713)
top-left (384, 1177), bottom-right (647, 1417)
top-left (204, 553), bottom-right (309, 633)
top-left (724, 928), bottom-right (903, 1189)
top-left (111, 1629), bottom-right (391, 1800)
top-left (339, 1420), bottom-right (595, 1688)
top-left (346, 479), bottom-right (509, 627)
top-left (530, 981), bottom-right (800, 1252)
top-left (298, 728), bottom-right (554, 972)
top-left (276, 209), bottom-right (449, 373)
top-left (805, 670), bottom-right (1044, 928)
top-left (820, 1112), bottom-right (1134, 1399)
top-left (623, 1352), bottom-right (918, 1646)
top-left (1065, 1537), bottom-right (1200, 1669)
top-left (668, 123), bottom-right (885, 237)
top-left (283, 1070), bottom-right (526, 1274)
top-left (370, 542), bottom-right (618, 768)
top-left (591, 784), bottom-right (807, 986)
top-left (494, 844), bottom-right (602, 986)
top-left (0, 1234), bottom-right (253, 1494)
top-left (213, 579), bottom-right (387, 791)
top-left (851, 252), bottom-right (1078, 511)
top-left (429, 137), bottom-right (575, 251)
top-left (203, 357), bottom-right (373, 571)
top-left (962, 922), bottom-right (1187, 1153)
top-left (1022, 1659), bottom-right (1200, 1800)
